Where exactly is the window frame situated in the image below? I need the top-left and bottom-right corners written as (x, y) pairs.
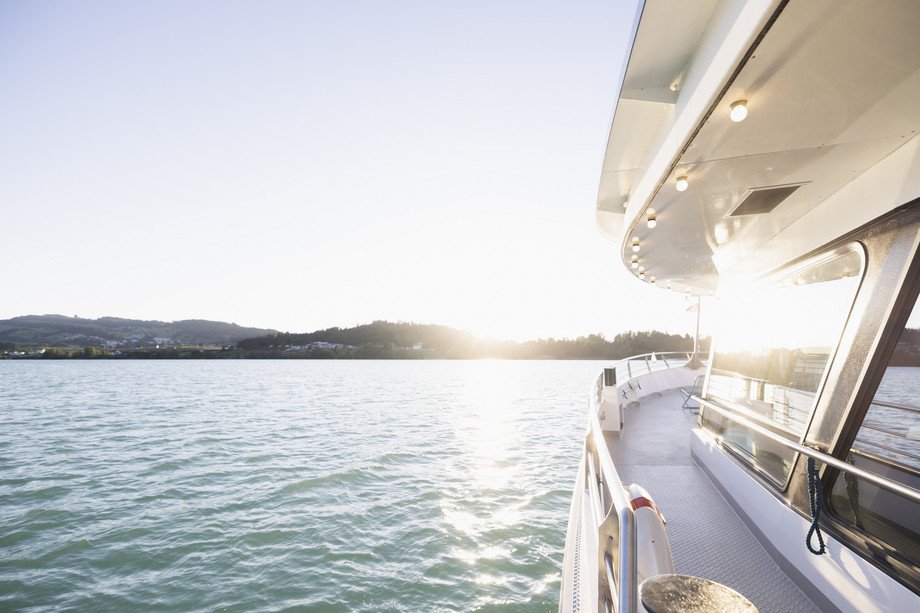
top-left (702, 242), bottom-right (867, 491)
top-left (821, 236), bottom-right (920, 588)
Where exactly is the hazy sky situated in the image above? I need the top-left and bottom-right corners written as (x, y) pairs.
top-left (1, 0), bottom-right (702, 340)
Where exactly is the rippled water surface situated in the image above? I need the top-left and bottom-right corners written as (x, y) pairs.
top-left (0, 360), bottom-right (603, 611)
top-left (861, 367), bottom-right (920, 468)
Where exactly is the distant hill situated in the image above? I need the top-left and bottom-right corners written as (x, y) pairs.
top-left (0, 315), bottom-right (276, 348)
top-left (238, 320), bottom-right (706, 360)
top-left (0, 316), bottom-right (708, 360)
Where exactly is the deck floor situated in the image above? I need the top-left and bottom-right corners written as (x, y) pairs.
top-left (605, 390), bottom-right (820, 613)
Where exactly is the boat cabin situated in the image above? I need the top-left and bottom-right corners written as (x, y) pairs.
top-left (562, 1), bottom-right (920, 611)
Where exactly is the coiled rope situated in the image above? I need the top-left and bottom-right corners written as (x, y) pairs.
top-left (806, 456), bottom-right (827, 555)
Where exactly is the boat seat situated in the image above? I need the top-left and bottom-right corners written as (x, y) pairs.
top-left (680, 375), bottom-right (704, 412)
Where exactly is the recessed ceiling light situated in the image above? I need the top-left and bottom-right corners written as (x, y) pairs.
top-left (632, 237), bottom-right (640, 252)
top-left (730, 100), bottom-right (748, 122)
top-left (675, 176), bottom-right (689, 192)
top-left (647, 213), bottom-right (657, 229)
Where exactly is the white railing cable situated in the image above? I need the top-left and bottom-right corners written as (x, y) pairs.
top-left (694, 396), bottom-right (920, 506)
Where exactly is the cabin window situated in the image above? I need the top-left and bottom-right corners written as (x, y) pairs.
top-left (702, 248), bottom-right (863, 484)
top-left (827, 292), bottom-right (920, 568)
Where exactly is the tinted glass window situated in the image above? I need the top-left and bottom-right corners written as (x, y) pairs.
top-left (828, 295), bottom-right (920, 566)
top-left (703, 249), bottom-right (863, 483)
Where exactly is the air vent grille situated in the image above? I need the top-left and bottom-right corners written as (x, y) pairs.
top-left (729, 184), bottom-right (803, 217)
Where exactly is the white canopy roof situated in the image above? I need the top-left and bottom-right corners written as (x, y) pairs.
top-left (599, 0), bottom-right (920, 293)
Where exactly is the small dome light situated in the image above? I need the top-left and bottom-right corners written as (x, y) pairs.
top-left (631, 254), bottom-right (639, 269)
top-left (647, 213), bottom-right (657, 229)
top-left (650, 277), bottom-right (656, 284)
top-left (638, 266), bottom-right (645, 279)
top-left (675, 176), bottom-right (689, 192)
top-left (632, 237), bottom-right (640, 252)
top-left (730, 100), bottom-right (748, 122)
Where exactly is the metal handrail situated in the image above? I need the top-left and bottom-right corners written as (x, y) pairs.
top-left (851, 447), bottom-right (920, 479)
top-left (854, 436), bottom-right (920, 464)
top-left (585, 373), bottom-right (638, 613)
top-left (590, 407), bottom-right (637, 613)
top-left (613, 352), bottom-right (703, 389)
top-left (870, 399), bottom-right (920, 415)
top-left (604, 554), bottom-right (618, 611)
top-left (860, 422), bottom-right (917, 442)
top-left (694, 395), bottom-right (920, 505)
top-left (698, 395), bottom-right (802, 438)
top-left (856, 399), bottom-right (920, 465)
top-left (583, 356), bottom-right (697, 612)
top-left (587, 451), bottom-right (605, 526)
top-left (613, 351), bottom-right (699, 368)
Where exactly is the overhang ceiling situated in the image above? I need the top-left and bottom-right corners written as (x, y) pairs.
top-left (602, 0), bottom-right (920, 293)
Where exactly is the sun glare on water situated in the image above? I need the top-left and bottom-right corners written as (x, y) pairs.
top-left (459, 362), bottom-right (521, 489)
top-left (439, 361), bottom-right (529, 579)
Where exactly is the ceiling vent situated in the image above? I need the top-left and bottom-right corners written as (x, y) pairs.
top-left (727, 183), bottom-right (805, 217)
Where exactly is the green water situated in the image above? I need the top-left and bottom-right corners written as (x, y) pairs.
top-left (0, 360), bottom-right (600, 611)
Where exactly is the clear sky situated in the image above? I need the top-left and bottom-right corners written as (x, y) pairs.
top-left (1, 0), bottom-right (701, 341)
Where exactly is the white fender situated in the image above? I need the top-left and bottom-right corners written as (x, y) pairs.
top-left (627, 483), bottom-right (675, 584)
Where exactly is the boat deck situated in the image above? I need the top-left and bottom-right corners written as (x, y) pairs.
top-left (605, 390), bottom-right (820, 613)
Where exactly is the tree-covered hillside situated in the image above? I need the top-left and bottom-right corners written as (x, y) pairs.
top-left (0, 316), bottom-right (709, 360)
top-left (0, 315), bottom-right (275, 347)
top-left (237, 321), bottom-right (708, 360)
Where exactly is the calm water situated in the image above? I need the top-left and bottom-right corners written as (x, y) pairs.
top-left (0, 360), bottom-right (603, 612)
top-left (863, 366), bottom-right (920, 469)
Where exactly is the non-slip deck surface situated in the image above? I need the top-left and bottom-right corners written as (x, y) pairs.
top-left (605, 391), bottom-right (820, 613)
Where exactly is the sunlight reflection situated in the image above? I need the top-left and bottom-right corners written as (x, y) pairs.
top-left (441, 505), bottom-right (480, 537)
top-left (452, 545), bottom-right (511, 566)
top-left (712, 250), bottom-right (861, 354)
top-left (475, 573), bottom-right (511, 586)
top-left (439, 361), bottom-right (528, 545)
top-left (456, 361), bottom-right (521, 490)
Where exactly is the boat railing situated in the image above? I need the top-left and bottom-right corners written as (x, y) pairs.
top-left (868, 399), bottom-right (920, 414)
top-left (855, 399), bottom-right (920, 469)
top-left (581, 352), bottom-right (701, 612)
top-left (586, 383), bottom-right (637, 613)
top-left (694, 395), bottom-right (920, 505)
top-left (609, 351), bottom-right (696, 386)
